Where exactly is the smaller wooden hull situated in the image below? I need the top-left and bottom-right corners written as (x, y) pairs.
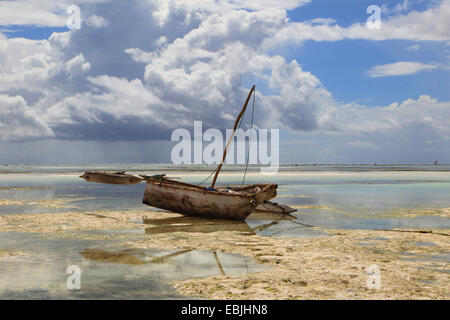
top-left (142, 180), bottom-right (277, 220)
top-left (80, 171), bottom-right (143, 185)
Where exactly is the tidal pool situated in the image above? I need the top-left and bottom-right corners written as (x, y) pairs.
top-left (0, 231), bottom-right (265, 299)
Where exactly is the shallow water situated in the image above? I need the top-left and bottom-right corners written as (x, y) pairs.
top-left (1, 169), bottom-right (449, 231)
top-left (1, 166), bottom-right (449, 298)
top-left (0, 232), bottom-right (264, 299)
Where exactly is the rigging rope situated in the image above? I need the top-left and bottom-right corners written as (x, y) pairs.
top-left (240, 87), bottom-right (256, 187)
top-left (197, 87), bottom-right (256, 186)
top-left (197, 167), bottom-right (216, 185)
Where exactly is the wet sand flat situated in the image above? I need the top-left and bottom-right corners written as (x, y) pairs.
top-left (0, 209), bottom-right (178, 234)
top-left (1, 210), bottom-right (448, 299)
top-left (131, 227), bottom-right (450, 300)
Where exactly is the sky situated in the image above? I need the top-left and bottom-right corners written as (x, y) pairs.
top-left (0, 0), bottom-right (449, 164)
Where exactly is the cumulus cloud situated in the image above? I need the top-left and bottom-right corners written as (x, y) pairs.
top-left (0, 94), bottom-right (54, 141)
top-left (321, 95), bottom-right (450, 138)
top-left (367, 61), bottom-right (439, 78)
top-left (65, 53), bottom-right (91, 76)
top-left (263, 0), bottom-right (450, 48)
top-left (381, 0), bottom-right (410, 15)
top-left (0, 38), bottom-right (54, 90)
top-left (0, 0), bottom-right (449, 148)
top-left (0, 0), bottom-right (308, 27)
top-left (85, 15), bottom-right (109, 28)
top-left (0, 0), bottom-right (109, 27)
top-left (306, 18), bottom-right (337, 25)
top-left (0, 1), bottom-right (65, 27)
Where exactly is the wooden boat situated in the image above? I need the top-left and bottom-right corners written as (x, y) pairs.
top-left (142, 175), bottom-right (278, 220)
top-left (80, 171), bottom-right (143, 185)
top-left (80, 85), bottom-right (296, 220)
top-left (140, 86), bottom-right (287, 220)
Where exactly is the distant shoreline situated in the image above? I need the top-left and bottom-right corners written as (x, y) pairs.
top-left (1, 163), bottom-right (450, 174)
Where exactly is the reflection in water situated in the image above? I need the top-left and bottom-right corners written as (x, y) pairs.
top-left (144, 216), bottom-right (256, 235)
top-left (81, 248), bottom-right (231, 276)
top-left (247, 211), bottom-right (297, 221)
top-left (82, 248), bottom-right (194, 265)
top-left (251, 221), bottom-right (278, 232)
top-left (212, 251), bottom-right (225, 276)
top-left (0, 232), bottom-right (265, 299)
top-left (143, 213), bottom-right (298, 236)
top-left (81, 249), bottom-right (147, 265)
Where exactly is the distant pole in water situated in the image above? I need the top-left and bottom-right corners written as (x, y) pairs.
top-left (210, 85), bottom-right (256, 189)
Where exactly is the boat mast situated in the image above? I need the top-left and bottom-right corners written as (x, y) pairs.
top-left (210, 85), bottom-right (255, 189)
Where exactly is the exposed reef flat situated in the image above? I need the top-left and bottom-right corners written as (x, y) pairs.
top-left (129, 227), bottom-right (449, 299)
top-left (0, 210), bottom-right (178, 234)
top-left (0, 210), bottom-right (448, 299)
